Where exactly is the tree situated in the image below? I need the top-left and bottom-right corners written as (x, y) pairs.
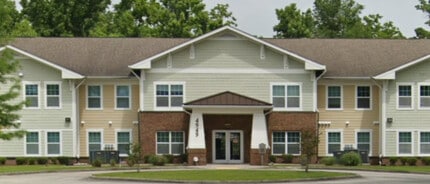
top-left (273, 3), bottom-right (314, 38)
top-left (346, 14), bottom-right (404, 38)
top-left (415, 0), bottom-right (430, 38)
top-left (128, 143), bottom-right (143, 172)
top-left (300, 129), bottom-right (319, 172)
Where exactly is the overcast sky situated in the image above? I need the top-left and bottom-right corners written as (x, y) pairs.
top-left (203, 0), bottom-right (429, 38)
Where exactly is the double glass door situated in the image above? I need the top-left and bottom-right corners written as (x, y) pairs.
top-left (213, 130), bottom-right (243, 163)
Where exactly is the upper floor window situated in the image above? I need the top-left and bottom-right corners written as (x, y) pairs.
top-left (327, 86), bottom-right (342, 109)
top-left (272, 83), bottom-right (301, 110)
top-left (45, 82), bottom-right (61, 108)
top-left (356, 86), bottom-right (371, 109)
top-left (116, 85), bottom-right (131, 109)
top-left (272, 131), bottom-right (301, 155)
top-left (24, 82), bottom-right (39, 108)
top-left (419, 84), bottom-right (430, 109)
top-left (87, 85), bottom-right (102, 109)
top-left (155, 82), bottom-right (184, 109)
top-left (397, 84), bottom-right (413, 109)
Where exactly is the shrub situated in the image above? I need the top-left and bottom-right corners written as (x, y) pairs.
top-left (389, 157), bottom-right (398, 166)
top-left (269, 155), bottom-right (276, 163)
top-left (340, 151), bottom-right (362, 166)
top-left (37, 157), bottom-right (48, 165)
top-left (180, 153), bottom-right (188, 163)
top-left (282, 154), bottom-right (293, 163)
top-left (407, 157), bottom-right (417, 166)
top-left (400, 157), bottom-right (408, 166)
top-left (92, 159), bottom-right (102, 167)
top-left (127, 158), bottom-right (135, 167)
top-left (50, 157), bottom-right (58, 165)
top-left (57, 157), bottom-right (71, 165)
top-left (163, 154), bottom-right (174, 163)
top-left (321, 157), bottom-right (335, 166)
top-left (0, 157), bottom-right (6, 165)
top-left (147, 155), bottom-right (167, 166)
top-left (422, 157), bottom-right (430, 165)
top-left (28, 158), bottom-right (36, 165)
top-left (16, 157), bottom-right (28, 165)
top-left (109, 159), bottom-right (116, 167)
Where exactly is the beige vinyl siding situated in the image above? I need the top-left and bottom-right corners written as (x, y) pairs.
top-left (79, 81), bottom-right (139, 157)
top-left (317, 83), bottom-right (380, 156)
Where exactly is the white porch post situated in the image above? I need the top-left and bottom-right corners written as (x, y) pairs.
top-left (251, 111), bottom-right (269, 149)
top-left (187, 110), bottom-right (206, 149)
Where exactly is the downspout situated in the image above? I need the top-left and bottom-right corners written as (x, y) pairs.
top-left (315, 69), bottom-right (326, 159)
top-left (74, 78), bottom-right (86, 160)
top-left (372, 77), bottom-right (387, 157)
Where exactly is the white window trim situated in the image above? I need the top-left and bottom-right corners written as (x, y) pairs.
top-left (326, 129), bottom-right (343, 156)
top-left (86, 85), bottom-right (103, 110)
top-left (355, 129), bottom-right (372, 155)
top-left (156, 131), bottom-right (185, 155)
top-left (153, 81), bottom-right (186, 111)
top-left (355, 85), bottom-right (372, 110)
top-left (24, 130), bottom-right (41, 156)
top-left (115, 129), bottom-right (132, 157)
top-left (397, 131), bottom-right (414, 156)
top-left (418, 131), bottom-right (430, 156)
top-left (396, 83), bottom-right (414, 110)
top-left (270, 82), bottom-right (303, 111)
top-left (418, 82), bottom-right (430, 110)
top-left (45, 131), bottom-right (62, 156)
top-left (271, 131), bottom-right (301, 156)
top-left (326, 85), bottom-right (343, 110)
top-left (86, 129), bottom-right (104, 156)
top-left (23, 81), bottom-right (41, 109)
top-left (115, 85), bottom-right (132, 110)
top-left (44, 81), bottom-right (62, 109)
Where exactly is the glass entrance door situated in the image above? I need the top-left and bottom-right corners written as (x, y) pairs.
top-left (213, 130), bottom-right (243, 163)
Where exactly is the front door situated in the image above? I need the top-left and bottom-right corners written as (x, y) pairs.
top-left (213, 130), bottom-right (243, 163)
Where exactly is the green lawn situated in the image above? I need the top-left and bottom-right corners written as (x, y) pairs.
top-left (0, 165), bottom-right (143, 174)
top-left (313, 165), bottom-right (430, 173)
top-left (94, 170), bottom-right (356, 182)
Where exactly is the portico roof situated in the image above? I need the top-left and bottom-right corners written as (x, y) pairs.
top-left (183, 91), bottom-right (272, 109)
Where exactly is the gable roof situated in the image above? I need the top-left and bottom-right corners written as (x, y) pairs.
top-left (183, 91), bottom-right (272, 107)
top-left (265, 39), bottom-right (430, 78)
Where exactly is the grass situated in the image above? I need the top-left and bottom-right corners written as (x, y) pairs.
top-left (313, 165), bottom-right (430, 173)
top-left (94, 170), bottom-right (356, 182)
top-left (0, 164), bottom-right (146, 174)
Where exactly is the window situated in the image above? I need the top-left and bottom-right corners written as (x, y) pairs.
top-left (272, 83), bottom-right (301, 109)
top-left (24, 82), bottom-right (39, 108)
top-left (155, 83), bottom-right (184, 109)
top-left (87, 85), bottom-right (102, 109)
top-left (47, 132), bottom-right (60, 155)
top-left (45, 83), bottom-right (61, 108)
top-left (356, 86), bottom-right (371, 109)
top-left (398, 132), bottom-right (412, 155)
top-left (419, 84), bottom-right (430, 109)
top-left (26, 132), bottom-right (39, 155)
top-left (327, 132), bottom-right (341, 155)
top-left (117, 131), bottom-right (131, 155)
top-left (420, 132), bottom-right (430, 154)
top-left (327, 86), bottom-right (342, 109)
top-left (156, 131), bottom-right (184, 155)
top-left (398, 84), bottom-right (412, 109)
top-left (88, 132), bottom-right (102, 153)
top-left (116, 85), bottom-right (131, 109)
top-left (356, 132), bottom-right (371, 154)
top-left (272, 132), bottom-right (301, 155)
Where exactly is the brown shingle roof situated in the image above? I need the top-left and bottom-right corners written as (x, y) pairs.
top-left (264, 39), bottom-right (430, 77)
top-left (184, 91), bottom-right (272, 106)
top-left (11, 38), bottom-right (189, 76)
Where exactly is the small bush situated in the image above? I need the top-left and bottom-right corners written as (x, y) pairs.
top-left (269, 155), bottom-right (276, 163)
top-left (109, 159), bottom-right (116, 167)
top-left (321, 157), bottom-right (335, 166)
top-left (92, 159), bottom-right (102, 167)
top-left (147, 155), bottom-right (167, 166)
top-left (282, 154), bottom-right (293, 163)
top-left (163, 154), bottom-right (174, 163)
top-left (180, 153), bottom-right (188, 163)
top-left (422, 157), bottom-right (430, 165)
top-left (389, 157), bottom-right (398, 166)
top-left (340, 152), bottom-right (362, 166)
top-left (0, 157), bottom-right (6, 165)
top-left (57, 157), bottom-right (71, 165)
top-left (400, 157), bottom-right (408, 166)
top-left (16, 157), bottom-right (28, 165)
top-left (407, 157), bottom-right (417, 166)
top-left (37, 157), bottom-right (48, 165)
top-left (28, 158), bottom-right (36, 165)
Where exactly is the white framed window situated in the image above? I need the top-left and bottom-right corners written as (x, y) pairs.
top-left (356, 130), bottom-right (371, 155)
top-left (25, 131), bottom-right (40, 155)
top-left (326, 86), bottom-right (342, 110)
top-left (45, 82), bottom-right (61, 109)
top-left (272, 131), bottom-right (301, 155)
top-left (87, 85), bottom-right (102, 109)
top-left (116, 130), bottom-right (131, 156)
top-left (23, 82), bottom-right (40, 109)
top-left (397, 83), bottom-right (413, 110)
top-left (326, 130), bottom-right (342, 155)
top-left (115, 85), bottom-right (131, 110)
top-left (156, 131), bottom-right (184, 155)
top-left (356, 86), bottom-right (371, 110)
top-left (420, 132), bottom-right (430, 155)
top-left (154, 82), bottom-right (185, 110)
top-left (88, 131), bottom-right (103, 155)
top-left (271, 83), bottom-right (302, 110)
top-left (398, 131), bottom-right (412, 155)
top-left (46, 131), bottom-right (61, 155)
top-left (419, 83), bottom-right (430, 109)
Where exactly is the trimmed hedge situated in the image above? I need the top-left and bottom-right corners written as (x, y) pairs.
top-left (16, 157), bottom-right (28, 165)
top-left (0, 157), bottom-right (6, 165)
top-left (147, 155), bottom-right (168, 166)
top-left (340, 152), bottom-right (361, 166)
top-left (321, 157), bottom-right (335, 166)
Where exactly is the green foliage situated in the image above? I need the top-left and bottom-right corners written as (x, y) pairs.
top-left (180, 153), bottom-right (188, 163)
top-left (0, 157), bottom-right (6, 165)
top-left (407, 157), bottom-right (417, 166)
top-left (147, 155), bottom-right (167, 166)
top-left (274, 4), bottom-right (314, 38)
top-left (128, 143), bottom-right (143, 172)
top-left (49, 157), bottom-right (58, 165)
top-left (127, 158), bottom-right (135, 167)
top-left (300, 129), bottom-right (319, 172)
top-left (389, 157), bottom-right (398, 166)
top-left (163, 154), bottom-right (174, 163)
top-left (269, 155), bottom-right (277, 163)
top-left (109, 159), bottom-right (116, 167)
top-left (321, 157), bottom-right (335, 166)
top-left (400, 157), bottom-right (408, 166)
top-left (16, 157), bottom-right (28, 165)
top-left (282, 154), bottom-right (293, 163)
top-left (28, 158), bottom-right (36, 165)
top-left (422, 157), bottom-right (430, 166)
top-left (57, 157), bottom-right (72, 165)
top-left (340, 152), bottom-right (361, 166)
top-left (92, 159), bottom-right (102, 167)
top-left (415, 0), bottom-right (430, 38)
top-left (37, 157), bottom-right (48, 165)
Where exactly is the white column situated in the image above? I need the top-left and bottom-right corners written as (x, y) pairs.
top-left (139, 70), bottom-right (145, 111)
top-left (251, 111), bottom-right (269, 149)
top-left (187, 110), bottom-right (206, 149)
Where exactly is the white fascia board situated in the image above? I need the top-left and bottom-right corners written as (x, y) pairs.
top-left (129, 26), bottom-right (326, 71)
top-left (374, 54), bottom-right (430, 80)
top-left (6, 45), bottom-right (84, 79)
top-left (183, 105), bottom-right (273, 109)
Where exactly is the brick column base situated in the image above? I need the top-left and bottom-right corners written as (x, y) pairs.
top-left (250, 149), bottom-right (269, 165)
top-left (187, 149), bottom-right (207, 165)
